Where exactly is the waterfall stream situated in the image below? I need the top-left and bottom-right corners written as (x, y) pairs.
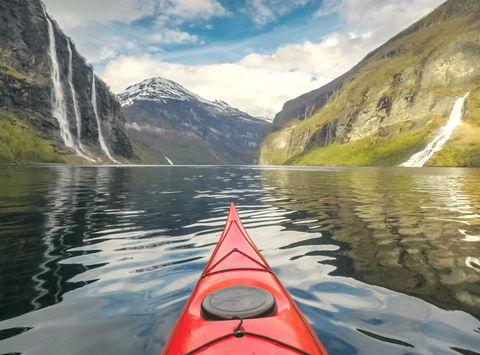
top-left (66, 39), bottom-right (94, 162)
top-left (164, 156), bottom-right (174, 165)
top-left (400, 93), bottom-right (470, 167)
top-left (91, 76), bottom-right (120, 164)
top-left (42, 5), bottom-right (90, 160)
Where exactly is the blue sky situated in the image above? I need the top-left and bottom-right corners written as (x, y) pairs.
top-left (43, 0), bottom-right (445, 117)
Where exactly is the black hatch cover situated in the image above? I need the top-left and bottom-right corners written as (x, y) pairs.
top-left (201, 285), bottom-right (277, 320)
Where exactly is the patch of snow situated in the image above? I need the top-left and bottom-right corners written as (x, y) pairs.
top-left (118, 77), bottom-right (267, 124)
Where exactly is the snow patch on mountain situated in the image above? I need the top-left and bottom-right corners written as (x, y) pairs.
top-left (119, 77), bottom-right (203, 106)
top-left (118, 77), bottom-right (268, 122)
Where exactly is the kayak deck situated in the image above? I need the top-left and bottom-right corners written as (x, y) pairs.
top-left (162, 203), bottom-right (327, 354)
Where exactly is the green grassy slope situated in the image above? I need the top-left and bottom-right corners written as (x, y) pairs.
top-left (0, 109), bottom-right (64, 163)
top-left (289, 124), bottom-right (435, 166)
top-left (260, 0), bottom-right (480, 167)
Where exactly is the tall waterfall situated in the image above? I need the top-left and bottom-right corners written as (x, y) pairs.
top-left (400, 93), bottom-right (470, 167)
top-left (91, 76), bottom-right (120, 164)
top-left (42, 5), bottom-right (90, 160)
top-left (66, 39), bottom-right (94, 162)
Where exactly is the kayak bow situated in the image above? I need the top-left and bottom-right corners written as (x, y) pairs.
top-left (162, 203), bottom-right (328, 354)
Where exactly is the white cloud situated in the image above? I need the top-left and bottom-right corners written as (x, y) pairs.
top-left (101, 54), bottom-right (317, 118)
top-left (42, 0), bottom-right (157, 29)
top-left (100, 0), bottom-right (446, 118)
top-left (99, 47), bottom-right (118, 61)
top-left (315, 0), bottom-right (342, 17)
top-left (149, 29), bottom-right (198, 44)
top-left (329, 0), bottom-right (446, 44)
top-left (157, 0), bottom-right (229, 22)
top-left (242, 0), bottom-right (309, 26)
top-left (43, 0), bottom-right (228, 29)
top-left (42, 0), bottom-right (227, 53)
top-left (101, 34), bottom-right (368, 118)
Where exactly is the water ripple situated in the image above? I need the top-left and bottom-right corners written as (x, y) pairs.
top-left (0, 166), bottom-right (479, 354)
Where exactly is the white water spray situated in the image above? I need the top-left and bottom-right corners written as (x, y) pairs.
top-left (42, 4), bottom-right (92, 161)
top-left (400, 93), bottom-right (470, 167)
top-left (43, 7), bottom-right (74, 148)
top-left (66, 39), bottom-right (94, 162)
top-left (91, 75), bottom-right (120, 164)
top-left (164, 155), bottom-right (174, 165)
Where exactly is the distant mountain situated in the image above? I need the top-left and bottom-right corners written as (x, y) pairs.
top-left (260, 0), bottom-right (480, 167)
top-left (119, 77), bottom-right (270, 165)
top-left (0, 0), bottom-right (133, 163)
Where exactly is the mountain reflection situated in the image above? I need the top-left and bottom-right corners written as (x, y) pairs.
top-left (260, 167), bottom-right (480, 319)
top-left (0, 166), bottom-right (131, 320)
top-left (0, 166), bottom-right (262, 321)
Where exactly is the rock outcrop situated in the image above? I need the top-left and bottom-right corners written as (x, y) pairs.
top-left (119, 77), bottom-right (270, 165)
top-left (0, 0), bottom-right (133, 162)
top-left (260, 0), bottom-right (480, 167)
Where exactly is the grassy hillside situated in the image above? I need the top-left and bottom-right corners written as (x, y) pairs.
top-left (0, 109), bottom-right (64, 163)
top-left (289, 124), bottom-right (435, 166)
top-left (127, 129), bottom-right (225, 165)
top-left (260, 0), bottom-right (480, 167)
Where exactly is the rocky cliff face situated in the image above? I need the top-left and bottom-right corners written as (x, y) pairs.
top-left (119, 78), bottom-right (270, 165)
top-left (260, 0), bottom-right (480, 167)
top-left (0, 0), bottom-right (133, 162)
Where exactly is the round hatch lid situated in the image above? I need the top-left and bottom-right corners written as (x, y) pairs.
top-left (201, 285), bottom-right (276, 320)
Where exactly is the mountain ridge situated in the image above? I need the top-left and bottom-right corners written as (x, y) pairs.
top-left (272, 0), bottom-right (480, 131)
top-left (119, 77), bottom-right (270, 165)
top-left (260, 0), bottom-right (480, 167)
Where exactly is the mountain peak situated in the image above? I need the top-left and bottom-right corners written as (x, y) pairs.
top-left (120, 77), bottom-right (269, 164)
top-left (119, 77), bottom-right (203, 106)
top-left (118, 77), bottom-right (269, 123)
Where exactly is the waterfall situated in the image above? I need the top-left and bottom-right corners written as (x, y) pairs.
top-left (164, 155), bottom-right (174, 165)
top-left (400, 93), bottom-right (470, 167)
top-left (42, 4), bottom-right (91, 161)
top-left (66, 39), bottom-right (95, 162)
top-left (91, 75), bottom-right (120, 164)
top-left (43, 7), bottom-right (74, 148)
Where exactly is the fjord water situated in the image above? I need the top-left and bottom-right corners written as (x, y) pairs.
top-left (0, 166), bottom-right (479, 355)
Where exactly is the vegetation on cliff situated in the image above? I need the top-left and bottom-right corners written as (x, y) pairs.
top-left (0, 109), bottom-right (63, 163)
top-left (260, 0), bottom-right (480, 167)
top-left (288, 124), bottom-right (435, 166)
top-left (0, 0), bottom-right (133, 164)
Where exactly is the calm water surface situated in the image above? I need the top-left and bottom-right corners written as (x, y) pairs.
top-left (0, 165), bottom-right (479, 355)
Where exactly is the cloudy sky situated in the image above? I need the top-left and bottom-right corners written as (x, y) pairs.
top-left (43, 0), bottom-right (445, 118)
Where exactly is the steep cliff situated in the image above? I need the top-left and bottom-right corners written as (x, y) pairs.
top-left (260, 0), bottom-right (480, 167)
top-left (0, 0), bottom-right (133, 163)
top-left (119, 78), bottom-right (270, 165)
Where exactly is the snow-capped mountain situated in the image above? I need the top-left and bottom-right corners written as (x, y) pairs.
top-left (119, 77), bottom-right (270, 164)
top-left (120, 78), bottom-right (203, 106)
top-left (120, 78), bottom-right (259, 120)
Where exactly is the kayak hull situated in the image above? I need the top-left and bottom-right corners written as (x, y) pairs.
top-left (162, 203), bottom-right (327, 355)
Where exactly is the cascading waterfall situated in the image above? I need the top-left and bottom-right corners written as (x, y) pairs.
top-left (91, 75), bottom-right (120, 164)
top-left (400, 93), bottom-right (470, 167)
top-left (42, 4), bottom-right (90, 160)
top-left (164, 155), bottom-right (174, 165)
top-left (66, 39), bottom-right (95, 162)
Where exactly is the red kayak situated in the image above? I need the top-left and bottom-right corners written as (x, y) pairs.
top-left (162, 203), bottom-right (328, 354)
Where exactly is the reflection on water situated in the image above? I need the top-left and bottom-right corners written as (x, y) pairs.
top-left (0, 166), bottom-right (479, 355)
top-left (260, 167), bottom-right (480, 318)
